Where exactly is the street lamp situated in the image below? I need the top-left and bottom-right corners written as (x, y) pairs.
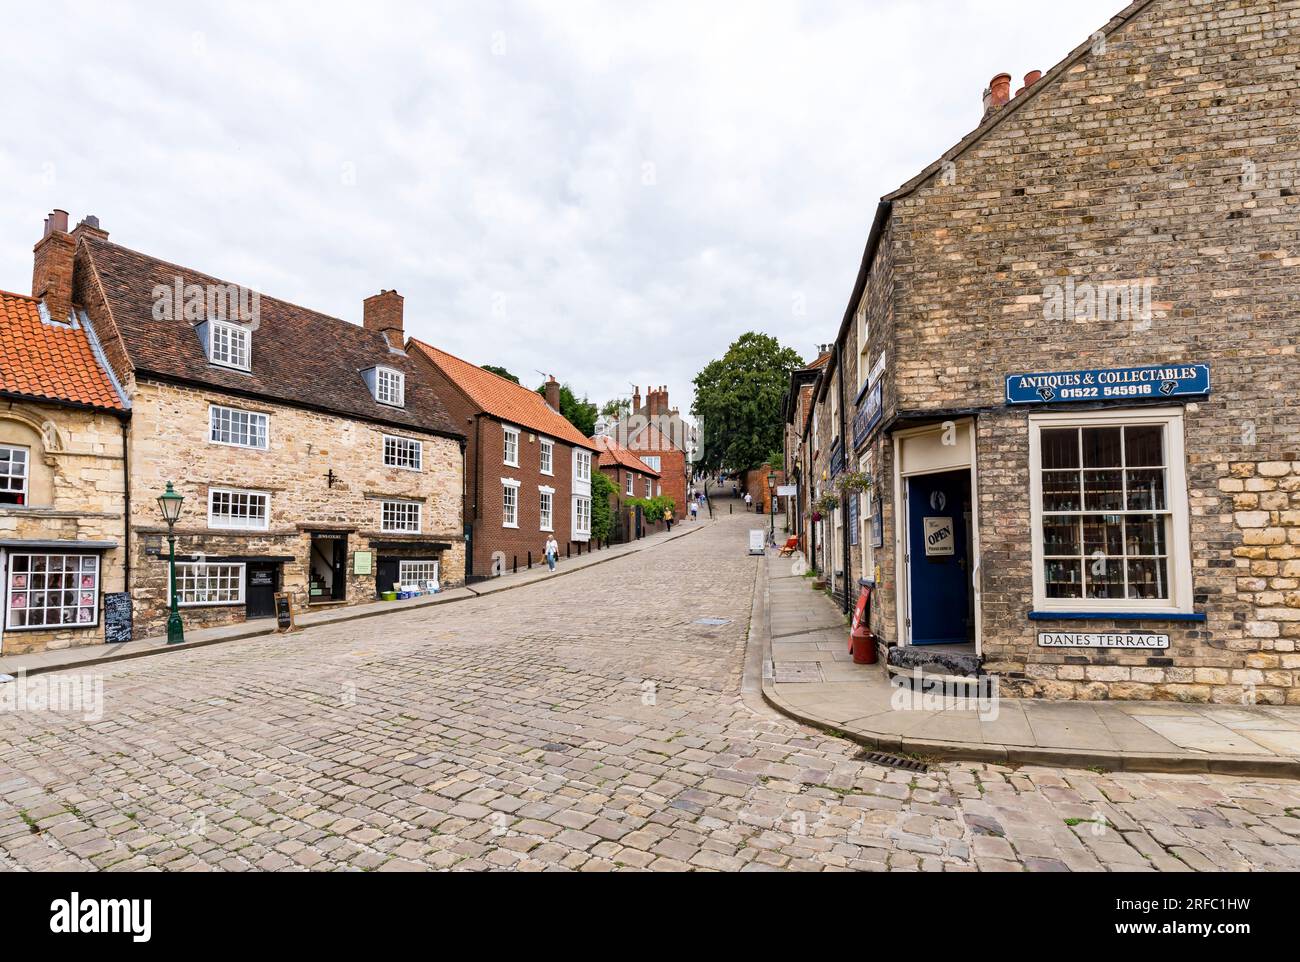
top-left (767, 471), bottom-right (777, 546)
top-left (156, 481), bottom-right (185, 645)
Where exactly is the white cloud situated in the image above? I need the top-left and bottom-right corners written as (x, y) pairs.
top-left (0, 0), bottom-right (1123, 412)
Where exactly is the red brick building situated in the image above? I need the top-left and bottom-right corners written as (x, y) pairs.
top-left (409, 342), bottom-right (600, 579)
top-left (591, 435), bottom-right (662, 542)
top-left (611, 385), bottom-right (692, 517)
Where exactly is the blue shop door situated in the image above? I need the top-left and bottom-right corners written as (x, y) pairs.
top-left (906, 469), bottom-right (973, 646)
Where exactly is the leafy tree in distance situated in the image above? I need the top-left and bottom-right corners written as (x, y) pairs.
top-left (692, 333), bottom-right (804, 476)
top-left (600, 397), bottom-right (630, 420)
top-left (536, 382), bottom-right (598, 438)
top-left (483, 365), bottom-right (520, 384)
top-left (590, 471), bottom-right (615, 542)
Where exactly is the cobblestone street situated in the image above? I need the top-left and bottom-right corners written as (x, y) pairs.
top-left (2, 506), bottom-right (1299, 872)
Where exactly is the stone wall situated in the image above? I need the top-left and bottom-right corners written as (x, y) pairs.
top-left (817, 0), bottom-right (1300, 699)
top-left (127, 380), bottom-right (464, 636)
top-left (0, 401), bottom-right (127, 654)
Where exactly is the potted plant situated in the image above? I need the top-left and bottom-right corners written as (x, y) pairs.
top-left (815, 493), bottom-right (840, 515)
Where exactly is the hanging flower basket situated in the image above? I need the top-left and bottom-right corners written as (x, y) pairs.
top-left (814, 494), bottom-right (840, 515)
top-left (837, 471), bottom-right (873, 496)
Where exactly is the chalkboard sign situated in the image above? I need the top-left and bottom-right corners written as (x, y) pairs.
top-left (104, 592), bottom-right (132, 644)
top-left (274, 592), bottom-right (294, 632)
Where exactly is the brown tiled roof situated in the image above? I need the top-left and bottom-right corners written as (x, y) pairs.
top-left (79, 236), bottom-right (461, 439)
top-left (0, 288), bottom-right (125, 411)
top-left (407, 340), bottom-right (599, 451)
top-left (590, 435), bottom-right (660, 476)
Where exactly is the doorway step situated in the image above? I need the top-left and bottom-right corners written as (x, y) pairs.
top-left (885, 644), bottom-right (984, 693)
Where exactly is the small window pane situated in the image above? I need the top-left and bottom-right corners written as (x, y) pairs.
top-left (1125, 515), bottom-right (1167, 556)
top-left (1125, 425), bottom-right (1164, 467)
top-left (1042, 471), bottom-right (1081, 512)
top-left (1085, 558), bottom-right (1125, 599)
top-left (1081, 427), bottom-right (1122, 467)
top-left (1083, 470), bottom-right (1124, 511)
top-left (1126, 558), bottom-right (1168, 600)
top-left (1044, 559), bottom-right (1082, 598)
top-left (1040, 429), bottom-right (1080, 469)
top-left (1082, 515), bottom-right (1123, 556)
top-left (1125, 469), bottom-right (1166, 511)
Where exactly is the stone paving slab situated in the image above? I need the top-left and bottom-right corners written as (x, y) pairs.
top-left (761, 554), bottom-right (1300, 778)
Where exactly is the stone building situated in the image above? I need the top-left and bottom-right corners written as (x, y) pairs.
top-left (41, 213), bottom-right (466, 637)
top-left (0, 271), bottom-right (130, 655)
top-left (407, 343), bottom-right (599, 578)
top-left (792, 0), bottom-right (1300, 702)
top-left (591, 434), bottom-right (662, 542)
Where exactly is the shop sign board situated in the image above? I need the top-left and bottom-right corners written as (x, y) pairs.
top-left (1037, 631), bottom-right (1170, 650)
top-left (1005, 364), bottom-right (1210, 405)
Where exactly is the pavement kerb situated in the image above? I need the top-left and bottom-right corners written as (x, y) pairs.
top-left (754, 561), bottom-right (1300, 781)
top-left (5, 521), bottom-right (711, 679)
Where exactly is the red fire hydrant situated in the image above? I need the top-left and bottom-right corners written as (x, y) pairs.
top-left (849, 581), bottom-right (877, 665)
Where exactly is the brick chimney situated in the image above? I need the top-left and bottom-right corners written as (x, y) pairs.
top-left (544, 376), bottom-right (561, 413)
top-left (647, 385), bottom-right (669, 417)
top-left (32, 209), bottom-right (75, 322)
top-left (981, 72), bottom-right (1013, 122)
top-left (72, 214), bottom-right (109, 243)
top-left (632, 386), bottom-right (642, 412)
top-left (363, 289), bottom-right (404, 349)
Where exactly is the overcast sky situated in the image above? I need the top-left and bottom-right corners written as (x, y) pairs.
top-left (1, 1), bottom-right (1123, 413)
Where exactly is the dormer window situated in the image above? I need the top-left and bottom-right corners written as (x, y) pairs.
top-left (373, 366), bottom-right (405, 407)
top-left (208, 320), bottom-right (251, 371)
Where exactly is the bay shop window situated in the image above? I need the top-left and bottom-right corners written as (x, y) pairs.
top-left (1029, 410), bottom-right (1192, 615)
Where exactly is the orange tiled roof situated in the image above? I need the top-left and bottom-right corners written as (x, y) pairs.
top-left (590, 435), bottom-right (660, 476)
top-left (0, 289), bottom-right (125, 411)
top-left (408, 340), bottom-right (598, 451)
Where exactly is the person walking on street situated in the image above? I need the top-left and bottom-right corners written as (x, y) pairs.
top-left (744, 492), bottom-right (753, 512)
top-left (689, 500), bottom-right (698, 521)
top-left (665, 507), bottom-right (674, 532)
top-left (544, 534), bottom-right (559, 572)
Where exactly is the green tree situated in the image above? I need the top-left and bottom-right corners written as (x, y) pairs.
top-left (692, 333), bottom-right (804, 475)
top-left (537, 383), bottom-right (598, 438)
top-left (590, 471), bottom-right (615, 542)
top-left (483, 365), bottom-right (519, 384)
top-left (600, 397), bottom-right (630, 420)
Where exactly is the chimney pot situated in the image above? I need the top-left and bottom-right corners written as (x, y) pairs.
top-left (49, 209), bottom-right (69, 234)
top-left (990, 73), bottom-right (1012, 107)
top-left (363, 289), bottom-right (405, 349)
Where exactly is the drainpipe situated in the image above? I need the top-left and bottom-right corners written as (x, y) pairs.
top-left (838, 343), bottom-right (850, 613)
top-left (120, 415), bottom-right (131, 592)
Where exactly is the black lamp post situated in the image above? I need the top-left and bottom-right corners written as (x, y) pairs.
top-left (767, 471), bottom-right (777, 546)
top-left (156, 482), bottom-right (185, 645)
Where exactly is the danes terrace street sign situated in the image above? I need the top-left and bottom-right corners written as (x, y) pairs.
top-left (1005, 364), bottom-right (1211, 405)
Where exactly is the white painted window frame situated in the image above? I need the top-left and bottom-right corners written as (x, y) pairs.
top-left (383, 434), bottom-right (423, 471)
top-left (207, 486), bottom-right (271, 531)
top-left (380, 499), bottom-right (422, 534)
top-left (209, 404), bottom-right (270, 450)
top-left (539, 485), bottom-right (554, 532)
top-left (374, 366), bottom-right (405, 407)
top-left (0, 444), bottom-right (30, 502)
top-left (503, 426), bottom-right (520, 468)
top-left (539, 438), bottom-right (554, 476)
top-left (1028, 407), bottom-right (1192, 615)
top-left (502, 478), bottom-right (521, 528)
top-left (209, 319), bottom-right (252, 372)
top-left (176, 561), bottom-right (246, 607)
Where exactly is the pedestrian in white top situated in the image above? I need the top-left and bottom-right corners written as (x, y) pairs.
top-left (544, 535), bottom-right (560, 572)
top-left (744, 492), bottom-right (753, 511)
